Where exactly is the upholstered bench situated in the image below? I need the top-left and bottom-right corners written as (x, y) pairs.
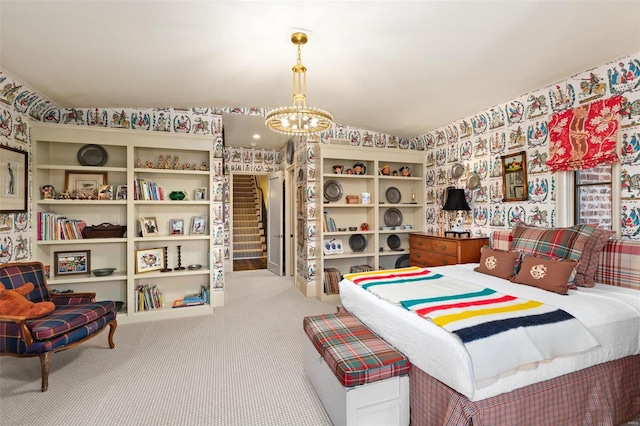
top-left (303, 312), bottom-right (410, 426)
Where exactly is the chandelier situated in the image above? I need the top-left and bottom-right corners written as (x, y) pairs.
top-left (265, 32), bottom-right (334, 135)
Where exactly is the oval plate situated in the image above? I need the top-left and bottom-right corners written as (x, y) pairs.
top-left (385, 187), bottom-right (401, 204)
top-left (387, 234), bottom-right (401, 250)
top-left (349, 234), bottom-right (367, 252)
top-left (395, 254), bottom-right (410, 268)
top-left (323, 180), bottom-right (343, 202)
top-left (384, 208), bottom-right (403, 227)
top-left (77, 144), bottom-right (108, 166)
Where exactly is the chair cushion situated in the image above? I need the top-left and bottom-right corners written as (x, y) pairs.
top-left (28, 301), bottom-right (116, 340)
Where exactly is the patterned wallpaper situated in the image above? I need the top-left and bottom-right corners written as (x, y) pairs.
top-left (412, 51), bottom-right (640, 241)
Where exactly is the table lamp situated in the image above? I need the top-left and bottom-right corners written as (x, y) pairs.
top-left (442, 188), bottom-right (471, 236)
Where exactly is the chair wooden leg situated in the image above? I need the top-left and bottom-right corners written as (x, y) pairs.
top-left (107, 320), bottom-right (117, 349)
top-left (39, 352), bottom-right (51, 392)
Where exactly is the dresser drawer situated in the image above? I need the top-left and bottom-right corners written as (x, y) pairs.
top-left (430, 240), bottom-right (458, 256)
top-left (410, 249), bottom-right (458, 267)
top-left (409, 235), bottom-right (432, 251)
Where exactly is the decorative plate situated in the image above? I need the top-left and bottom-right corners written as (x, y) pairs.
top-left (384, 208), bottom-right (403, 227)
top-left (349, 234), bottom-right (367, 252)
top-left (387, 234), bottom-right (401, 250)
top-left (395, 254), bottom-right (410, 268)
top-left (466, 172), bottom-right (481, 190)
top-left (323, 180), bottom-right (343, 202)
top-left (77, 144), bottom-right (108, 166)
top-left (385, 187), bottom-right (401, 204)
top-left (451, 163), bottom-right (465, 179)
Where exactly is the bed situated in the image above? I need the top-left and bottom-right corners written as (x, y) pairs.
top-left (338, 232), bottom-right (640, 426)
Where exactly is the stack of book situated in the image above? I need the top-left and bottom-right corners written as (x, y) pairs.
top-left (322, 211), bottom-right (337, 232)
top-left (172, 286), bottom-right (209, 308)
top-left (37, 212), bottom-right (86, 240)
top-left (135, 284), bottom-right (164, 311)
top-left (323, 268), bottom-right (342, 295)
top-left (133, 178), bottom-right (164, 200)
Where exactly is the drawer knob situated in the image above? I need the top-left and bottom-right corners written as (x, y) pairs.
top-left (417, 241), bottom-right (422, 246)
top-left (416, 254), bottom-right (421, 258)
top-left (442, 259), bottom-right (449, 265)
top-left (440, 244), bottom-right (447, 250)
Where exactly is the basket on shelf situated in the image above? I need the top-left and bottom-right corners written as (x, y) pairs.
top-left (82, 223), bottom-right (127, 239)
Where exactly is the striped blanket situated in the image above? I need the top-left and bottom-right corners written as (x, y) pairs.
top-left (344, 267), bottom-right (600, 383)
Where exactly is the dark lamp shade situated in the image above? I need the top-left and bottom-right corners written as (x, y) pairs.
top-left (442, 188), bottom-right (471, 211)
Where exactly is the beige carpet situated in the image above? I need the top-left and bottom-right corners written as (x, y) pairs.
top-left (0, 270), bottom-right (337, 426)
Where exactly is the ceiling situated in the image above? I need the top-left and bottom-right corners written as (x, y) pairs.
top-left (1, 1), bottom-right (639, 150)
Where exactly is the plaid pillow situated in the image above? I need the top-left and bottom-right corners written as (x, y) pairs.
top-left (511, 224), bottom-right (596, 262)
top-left (595, 239), bottom-right (640, 290)
top-left (490, 230), bottom-right (513, 251)
top-left (574, 229), bottom-right (616, 287)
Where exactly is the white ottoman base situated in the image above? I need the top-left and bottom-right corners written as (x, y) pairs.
top-left (303, 336), bottom-right (410, 426)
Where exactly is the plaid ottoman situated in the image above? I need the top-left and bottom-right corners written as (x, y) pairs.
top-left (303, 311), bottom-right (410, 426)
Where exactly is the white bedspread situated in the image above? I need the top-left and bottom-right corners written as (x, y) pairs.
top-left (339, 264), bottom-right (640, 401)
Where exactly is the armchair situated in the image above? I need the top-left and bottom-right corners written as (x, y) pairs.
top-left (0, 261), bottom-right (117, 391)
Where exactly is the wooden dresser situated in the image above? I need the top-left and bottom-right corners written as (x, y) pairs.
top-left (409, 233), bottom-right (489, 267)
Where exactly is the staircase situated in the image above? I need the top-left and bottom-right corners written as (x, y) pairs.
top-left (233, 175), bottom-right (267, 260)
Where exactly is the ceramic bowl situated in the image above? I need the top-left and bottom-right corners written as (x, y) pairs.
top-left (348, 226), bottom-right (358, 231)
top-left (338, 227), bottom-right (347, 232)
top-left (92, 268), bottom-right (116, 277)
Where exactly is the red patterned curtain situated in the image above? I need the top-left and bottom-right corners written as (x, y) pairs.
top-left (546, 95), bottom-right (623, 172)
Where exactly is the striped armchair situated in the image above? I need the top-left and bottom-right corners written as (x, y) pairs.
top-left (0, 262), bottom-right (117, 391)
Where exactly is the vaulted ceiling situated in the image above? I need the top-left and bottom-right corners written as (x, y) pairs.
top-left (1, 1), bottom-right (639, 148)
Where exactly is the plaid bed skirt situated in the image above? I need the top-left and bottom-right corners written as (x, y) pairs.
top-left (409, 354), bottom-right (640, 426)
top-left (303, 312), bottom-right (410, 387)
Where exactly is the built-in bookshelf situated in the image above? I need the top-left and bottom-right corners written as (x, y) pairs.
top-left (31, 122), bottom-right (223, 323)
top-left (317, 145), bottom-right (425, 301)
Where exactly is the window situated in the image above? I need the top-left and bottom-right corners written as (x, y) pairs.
top-left (574, 164), bottom-right (613, 230)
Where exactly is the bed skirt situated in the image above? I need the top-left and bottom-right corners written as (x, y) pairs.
top-left (410, 354), bottom-right (640, 426)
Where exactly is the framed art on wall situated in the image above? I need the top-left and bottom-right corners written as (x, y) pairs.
top-left (54, 250), bottom-right (91, 276)
top-left (0, 144), bottom-right (28, 213)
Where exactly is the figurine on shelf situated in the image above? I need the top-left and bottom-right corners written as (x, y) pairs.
top-left (165, 155), bottom-right (172, 169)
top-left (174, 156), bottom-right (180, 170)
top-left (136, 158), bottom-right (142, 168)
top-left (183, 163), bottom-right (190, 170)
top-left (400, 166), bottom-right (412, 177)
top-left (200, 162), bottom-right (208, 171)
top-left (193, 162), bottom-right (198, 170)
top-left (379, 164), bottom-right (391, 175)
top-left (157, 155), bottom-right (164, 169)
top-left (144, 161), bottom-right (154, 168)
top-left (41, 185), bottom-right (55, 199)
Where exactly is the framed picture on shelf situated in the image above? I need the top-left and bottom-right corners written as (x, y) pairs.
top-left (98, 184), bottom-right (113, 200)
top-left (195, 187), bottom-right (207, 200)
top-left (116, 185), bottom-right (127, 200)
top-left (54, 250), bottom-right (91, 276)
top-left (135, 247), bottom-right (165, 274)
top-left (0, 144), bottom-right (28, 213)
top-left (170, 219), bottom-right (184, 235)
top-left (190, 216), bottom-right (207, 235)
top-left (65, 171), bottom-right (107, 198)
top-left (140, 216), bottom-right (159, 237)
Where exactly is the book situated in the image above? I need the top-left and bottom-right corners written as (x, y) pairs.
top-left (172, 299), bottom-right (205, 308)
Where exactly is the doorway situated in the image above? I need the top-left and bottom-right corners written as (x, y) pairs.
top-left (232, 173), bottom-right (268, 271)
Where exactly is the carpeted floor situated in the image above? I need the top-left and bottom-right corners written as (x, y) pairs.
top-left (0, 270), bottom-right (337, 426)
